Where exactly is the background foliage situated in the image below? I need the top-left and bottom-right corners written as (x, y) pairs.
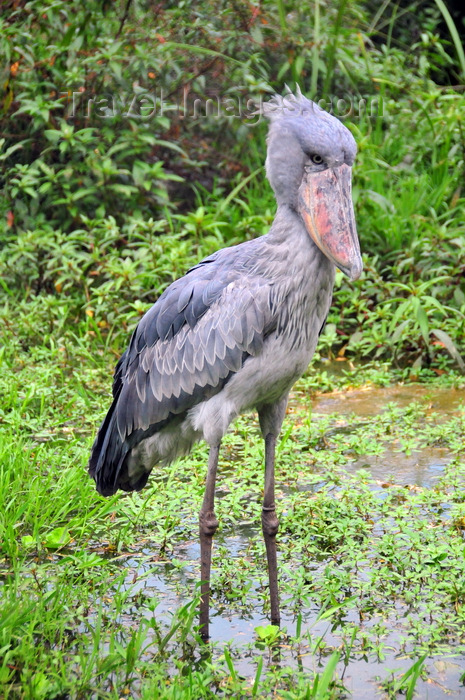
top-left (1, 0), bottom-right (464, 370)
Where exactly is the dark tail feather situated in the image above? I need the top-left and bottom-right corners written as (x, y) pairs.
top-left (88, 396), bottom-right (130, 496)
top-left (89, 394), bottom-right (152, 496)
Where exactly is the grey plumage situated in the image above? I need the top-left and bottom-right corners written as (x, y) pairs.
top-left (88, 89), bottom-right (362, 636)
top-left (89, 90), bottom-right (360, 496)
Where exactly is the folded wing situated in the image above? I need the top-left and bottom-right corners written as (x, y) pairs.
top-left (89, 252), bottom-right (276, 494)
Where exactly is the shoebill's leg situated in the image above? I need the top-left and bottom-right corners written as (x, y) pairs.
top-left (199, 443), bottom-right (220, 640)
top-left (258, 395), bottom-right (289, 627)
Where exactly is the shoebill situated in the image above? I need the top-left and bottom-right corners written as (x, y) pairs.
top-left (88, 89), bottom-right (362, 640)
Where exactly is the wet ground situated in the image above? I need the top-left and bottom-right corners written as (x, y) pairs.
top-left (310, 384), bottom-right (465, 490)
top-left (312, 384), bottom-right (465, 418)
top-left (121, 562), bottom-right (465, 698)
top-left (119, 383), bottom-right (465, 697)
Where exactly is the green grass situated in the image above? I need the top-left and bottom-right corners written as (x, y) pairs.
top-left (1, 325), bottom-right (465, 698)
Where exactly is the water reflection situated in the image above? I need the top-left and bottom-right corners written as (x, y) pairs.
top-left (109, 383), bottom-right (465, 697)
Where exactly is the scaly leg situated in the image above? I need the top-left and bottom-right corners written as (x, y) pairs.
top-left (199, 443), bottom-right (220, 640)
top-left (262, 432), bottom-right (280, 625)
top-left (258, 396), bottom-right (288, 627)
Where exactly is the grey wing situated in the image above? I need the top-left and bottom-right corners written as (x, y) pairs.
top-left (88, 258), bottom-right (276, 494)
top-left (116, 276), bottom-right (276, 441)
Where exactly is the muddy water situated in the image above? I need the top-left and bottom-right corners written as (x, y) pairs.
top-left (124, 548), bottom-right (465, 699)
top-left (122, 384), bottom-right (465, 697)
top-left (311, 384), bottom-right (465, 489)
top-left (311, 384), bottom-right (465, 417)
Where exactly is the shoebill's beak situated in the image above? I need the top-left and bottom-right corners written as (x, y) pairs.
top-left (298, 163), bottom-right (362, 281)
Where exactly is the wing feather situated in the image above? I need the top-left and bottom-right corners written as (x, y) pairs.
top-left (156, 298), bottom-right (180, 341)
top-left (119, 274), bottom-right (275, 438)
top-left (176, 282), bottom-right (194, 313)
top-left (135, 367), bottom-right (147, 403)
top-left (181, 335), bottom-right (195, 373)
top-left (89, 249), bottom-right (278, 494)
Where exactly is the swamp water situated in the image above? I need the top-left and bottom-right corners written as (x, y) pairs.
top-left (99, 384), bottom-right (465, 698)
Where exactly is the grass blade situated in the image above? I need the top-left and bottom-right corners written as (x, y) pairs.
top-left (432, 0), bottom-right (465, 77)
top-left (310, 0), bottom-right (320, 98)
top-left (252, 656), bottom-right (263, 696)
top-left (315, 651), bottom-right (340, 698)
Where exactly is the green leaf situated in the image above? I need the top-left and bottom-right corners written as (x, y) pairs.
top-left (349, 330), bottom-right (364, 345)
top-left (254, 624), bottom-right (280, 641)
top-left (389, 300), bottom-right (410, 335)
top-left (415, 303), bottom-right (429, 345)
top-left (433, 0), bottom-right (465, 76)
top-left (44, 129), bottom-right (62, 144)
top-left (44, 526), bottom-right (70, 549)
top-left (454, 287), bottom-right (465, 306)
top-left (0, 141), bottom-right (24, 160)
top-left (391, 318), bottom-right (410, 343)
top-left (431, 329), bottom-right (465, 371)
top-left (0, 666), bottom-right (12, 684)
top-left (315, 651), bottom-right (340, 698)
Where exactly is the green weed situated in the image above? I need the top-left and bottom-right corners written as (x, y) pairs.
top-left (1, 0), bottom-right (465, 697)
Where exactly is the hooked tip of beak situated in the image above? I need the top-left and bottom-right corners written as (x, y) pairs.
top-left (344, 256), bottom-right (363, 281)
top-left (298, 164), bottom-right (362, 281)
